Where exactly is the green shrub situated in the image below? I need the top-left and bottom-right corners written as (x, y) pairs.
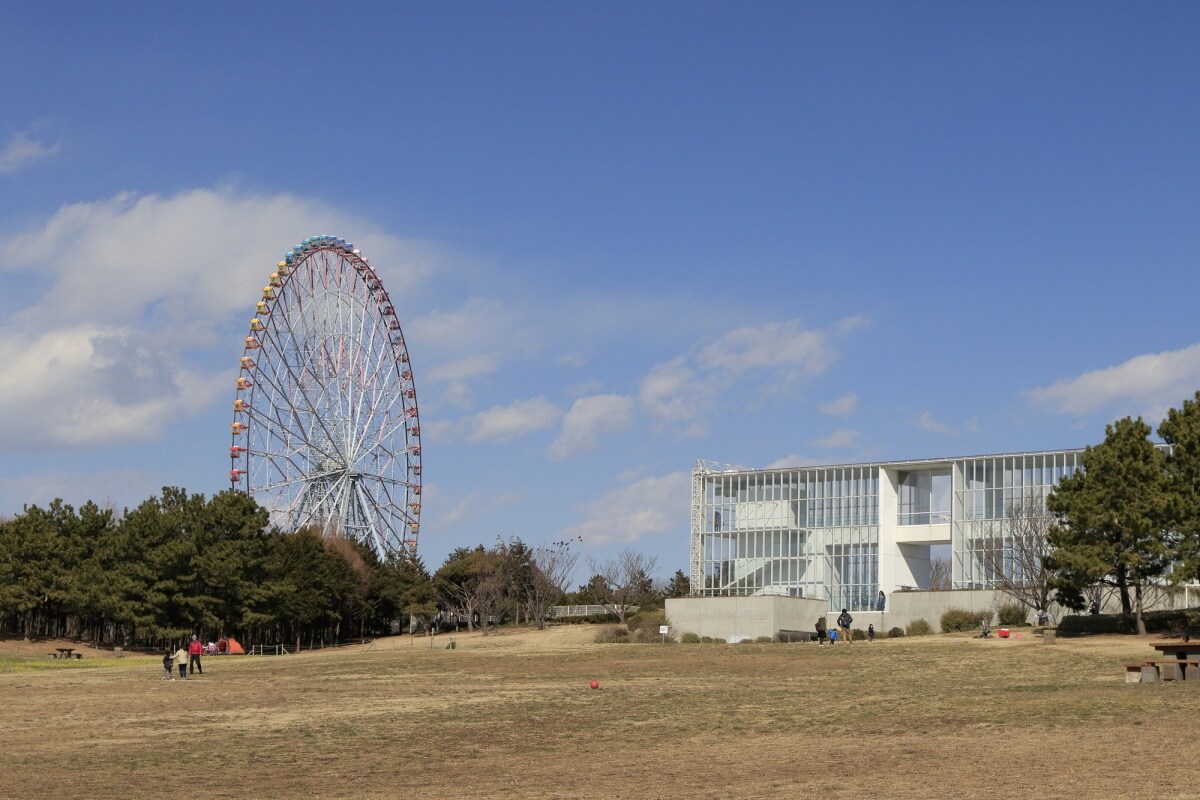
top-left (699, 636), bottom-right (727, 644)
top-left (583, 612), bottom-right (621, 624)
top-left (851, 628), bottom-right (867, 640)
top-left (997, 603), bottom-right (1028, 626)
top-left (906, 618), bottom-right (932, 636)
top-left (755, 636), bottom-right (773, 643)
top-left (888, 627), bottom-right (905, 638)
top-left (1057, 608), bottom-right (1200, 636)
top-left (940, 608), bottom-right (992, 633)
top-left (627, 627), bottom-right (667, 643)
top-left (626, 609), bottom-right (667, 635)
top-left (680, 632), bottom-right (701, 644)
top-left (593, 626), bottom-right (629, 643)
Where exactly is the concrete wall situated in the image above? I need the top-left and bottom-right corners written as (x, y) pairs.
top-left (666, 595), bottom-right (827, 641)
top-left (672, 588), bottom-right (1199, 640)
top-left (886, 589), bottom-right (1006, 632)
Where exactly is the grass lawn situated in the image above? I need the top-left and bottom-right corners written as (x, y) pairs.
top-left (0, 626), bottom-right (1196, 799)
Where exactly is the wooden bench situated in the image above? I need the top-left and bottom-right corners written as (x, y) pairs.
top-left (1126, 659), bottom-right (1200, 683)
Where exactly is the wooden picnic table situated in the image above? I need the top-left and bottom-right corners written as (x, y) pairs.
top-left (1128, 640), bottom-right (1200, 682)
top-left (1150, 640), bottom-right (1200, 659)
top-left (54, 647), bottom-right (74, 659)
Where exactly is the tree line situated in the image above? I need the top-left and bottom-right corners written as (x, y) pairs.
top-left (0, 486), bottom-right (688, 649)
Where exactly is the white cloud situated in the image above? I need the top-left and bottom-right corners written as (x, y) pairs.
top-left (561, 470), bottom-right (690, 545)
top-left (765, 453), bottom-right (818, 469)
top-left (0, 130), bottom-right (59, 174)
top-left (915, 412), bottom-right (954, 434)
top-left (2, 187), bottom-right (429, 328)
top-left (814, 429), bottom-right (863, 449)
top-left (547, 394), bottom-right (634, 460)
top-left (435, 491), bottom-right (480, 526)
top-left (424, 353), bottom-right (499, 408)
top-left (0, 467), bottom-right (149, 513)
top-left (555, 353), bottom-right (587, 368)
top-left (566, 379), bottom-right (604, 397)
top-left (424, 353), bottom-right (498, 384)
top-left (637, 316), bottom-right (864, 437)
top-left (407, 297), bottom-right (532, 360)
top-left (1025, 343), bottom-right (1200, 420)
top-left (0, 186), bottom-right (437, 449)
top-left (465, 396), bottom-right (562, 443)
top-left (819, 392), bottom-right (858, 416)
top-left (698, 319), bottom-right (835, 376)
top-left (0, 325), bottom-right (221, 447)
top-left (638, 357), bottom-right (711, 436)
top-left (427, 487), bottom-right (522, 529)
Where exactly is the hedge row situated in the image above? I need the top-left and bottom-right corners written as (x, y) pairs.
top-left (1057, 608), bottom-right (1200, 635)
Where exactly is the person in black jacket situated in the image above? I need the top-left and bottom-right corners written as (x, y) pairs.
top-left (815, 616), bottom-right (827, 646)
top-left (837, 608), bottom-right (854, 645)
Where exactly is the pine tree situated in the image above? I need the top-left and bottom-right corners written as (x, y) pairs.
top-left (1158, 390), bottom-right (1200, 584)
top-left (1045, 417), bottom-right (1171, 634)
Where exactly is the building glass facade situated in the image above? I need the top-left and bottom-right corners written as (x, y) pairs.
top-left (690, 449), bottom-right (1085, 611)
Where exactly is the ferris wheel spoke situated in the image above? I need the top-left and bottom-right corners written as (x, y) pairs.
top-left (351, 480), bottom-right (389, 552)
top-left (346, 325), bottom-right (399, 457)
top-left (296, 471), bottom-right (349, 528)
top-left (245, 400), bottom-right (342, 467)
top-left (261, 294), bottom-right (353, 460)
top-left (255, 465), bottom-right (352, 494)
top-left (353, 412), bottom-right (416, 463)
top-left (253, 353), bottom-right (344, 464)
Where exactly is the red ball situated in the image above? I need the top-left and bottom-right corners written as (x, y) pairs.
top-left (589, 680), bottom-right (599, 690)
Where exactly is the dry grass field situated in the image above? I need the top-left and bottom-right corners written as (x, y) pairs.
top-left (1, 626), bottom-right (1198, 799)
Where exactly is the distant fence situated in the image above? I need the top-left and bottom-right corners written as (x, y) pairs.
top-left (548, 604), bottom-right (638, 618)
top-left (247, 644), bottom-right (291, 656)
top-left (245, 639), bottom-right (374, 656)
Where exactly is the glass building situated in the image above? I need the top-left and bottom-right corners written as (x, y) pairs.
top-left (689, 449), bottom-right (1083, 611)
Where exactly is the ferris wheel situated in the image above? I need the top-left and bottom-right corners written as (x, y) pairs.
top-left (229, 235), bottom-right (422, 559)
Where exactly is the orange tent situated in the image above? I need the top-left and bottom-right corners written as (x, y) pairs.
top-left (224, 637), bottom-right (245, 655)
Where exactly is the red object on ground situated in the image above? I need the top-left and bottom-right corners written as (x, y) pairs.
top-left (998, 628), bottom-right (1010, 638)
top-left (589, 680), bottom-right (600, 690)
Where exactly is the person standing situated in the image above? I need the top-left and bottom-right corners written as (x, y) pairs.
top-left (173, 643), bottom-right (189, 680)
top-left (162, 649), bottom-right (174, 681)
top-left (837, 608), bottom-right (854, 645)
top-left (867, 623), bottom-right (875, 643)
top-left (815, 616), bottom-right (827, 646)
top-left (187, 635), bottom-right (203, 675)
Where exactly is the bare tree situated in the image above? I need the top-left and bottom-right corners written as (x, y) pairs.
top-left (528, 541), bottom-right (580, 629)
top-left (434, 545), bottom-right (514, 634)
top-left (472, 550), bottom-right (512, 635)
top-left (584, 548), bottom-right (659, 624)
top-left (972, 493), bottom-right (1057, 615)
top-left (929, 558), bottom-right (953, 590)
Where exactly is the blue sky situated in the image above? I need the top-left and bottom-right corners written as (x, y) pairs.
top-left (2, 3), bottom-right (1199, 582)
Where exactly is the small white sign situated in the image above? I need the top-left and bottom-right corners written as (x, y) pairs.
top-left (659, 625), bottom-right (669, 635)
